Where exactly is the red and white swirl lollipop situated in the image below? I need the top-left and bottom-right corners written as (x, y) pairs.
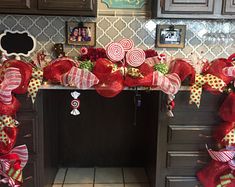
top-left (126, 48), bottom-right (146, 67)
top-left (106, 42), bottom-right (125, 62)
top-left (119, 38), bottom-right (134, 51)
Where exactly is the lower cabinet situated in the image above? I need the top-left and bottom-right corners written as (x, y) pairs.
top-left (156, 91), bottom-right (223, 187)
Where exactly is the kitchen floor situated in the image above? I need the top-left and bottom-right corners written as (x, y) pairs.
top-left (53, 167), bottom-right (150, 187)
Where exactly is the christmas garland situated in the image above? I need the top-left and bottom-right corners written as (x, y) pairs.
top-left (0, 38), bottom-right (235, 186)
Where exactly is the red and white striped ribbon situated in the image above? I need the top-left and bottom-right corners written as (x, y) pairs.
top-left (152, 72), bottom-right (181, 95)
top-left (10, 145), bottom-right (28, 169)
top-left (207, 146), bottom-right (235, 170)
top-left (223, 66), bottom-right (235, 77)
top-left (0, 67), bottom-right (21, 104)
top-left (61, 67), bottom-right (99, 89)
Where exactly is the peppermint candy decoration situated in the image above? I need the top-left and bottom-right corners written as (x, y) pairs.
top-left (106, 42), bottom-right (125, 62)
top-left (70, 91), bottom-right (80, 116)
top-left (126, 48), bottom-right (146, 67)
top-left (119, 38), bottom-right (134, 51)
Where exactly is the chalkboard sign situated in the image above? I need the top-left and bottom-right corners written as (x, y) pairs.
top-left (0, 30), bottom-right (36, 58)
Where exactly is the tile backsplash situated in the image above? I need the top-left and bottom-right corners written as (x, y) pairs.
top-left (0, 14), bottom-right (235, 61)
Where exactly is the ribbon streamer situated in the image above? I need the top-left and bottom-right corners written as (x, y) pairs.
top-left (190, 73), bottom-right (226, 108)
top-left (0, 145), bottom-right (28, 187)
top-left (207, 145), bottom-right (235, 170)
top-left (0, 67), bottom-right (21, 105)
top-left (152, 72), bottom-right (181, 95)
top-left (61, 67), bottom-right (99, 89)
top-left (27, 68), bottom-right (43, 103)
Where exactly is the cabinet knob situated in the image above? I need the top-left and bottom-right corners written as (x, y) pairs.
top-left (197, 159), bottom-right (207, 165)
top-left (23, 134), bottom-right (32, 138)
top-left (198, 133), bottom-right (212, 138)
top-left (24, 176), bottom-right (33, 181)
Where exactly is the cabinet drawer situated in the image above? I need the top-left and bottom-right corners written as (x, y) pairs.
top-left (166, 176), bottom-right (201, 187)
top-left (23, 160), bottom-right (38, 187)
top-left (168, 125), bottom-right (212, 144)
top-left (166, 151), bottom-right (209, 169)
top-left (16, 117), bottom-right (37, 154)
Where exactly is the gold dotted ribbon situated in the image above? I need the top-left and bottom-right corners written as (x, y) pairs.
top-left (223, 128), bottom-right (235, 146)
top-left (190, 73), bottom-right (226, 107)
top-left (28, 68), bottom-right (43, 103)
top-left (216, 173), bottom-right (235, 187)
top-left (0, 115), bottom-right (18, 145)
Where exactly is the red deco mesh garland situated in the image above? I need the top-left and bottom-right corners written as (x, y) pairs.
top-left (1, 39), bottom-right (235, 186)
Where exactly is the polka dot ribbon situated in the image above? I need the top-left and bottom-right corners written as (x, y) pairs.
top-left (189, 73), bottom-right (226, 108)
top-left (223, 128), bottom-right (235, 146)
top-left (216, 173), bottom-right (235, 187)
top-left (28, 68), bottom-right (43, 103)
top-left (0, 115), bottom-right (18, 145)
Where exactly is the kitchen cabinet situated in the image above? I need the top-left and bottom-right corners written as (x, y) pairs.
top-left (156, 91), bottom-right (224, 187)
top-left (223, 0), bottom-right (235, 15)
top-left (0, 0), bottom-right (97, 16)
top-left (153, 0), bottom-right (235, 19)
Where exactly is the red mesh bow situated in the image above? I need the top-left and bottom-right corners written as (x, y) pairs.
top-left (219, 92), bottom-right (235, 122)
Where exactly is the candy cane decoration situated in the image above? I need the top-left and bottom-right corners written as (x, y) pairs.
top-left (70, 91), bottom-right (80, 116)
top-left (106, 42), bottom-right (125, 62)
top-left (0, 67), bottom-right (21, 104)
top-left (126, 48), bottom-right (146, 67)
top-left (119, 38), bottom-right (134, 51)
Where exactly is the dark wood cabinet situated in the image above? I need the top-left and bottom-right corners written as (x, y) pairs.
top-left (156, 91), bottom-right (224, 187)
top-left (153, 0), bottom-right (235, 19)
top-left (0, 0), bottom-right (97, 16)
top-left (0, 0), bottom-right (32, 9)
top-left (222, 0), bottom-right (235, 14)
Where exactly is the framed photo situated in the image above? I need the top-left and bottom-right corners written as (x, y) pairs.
top-left (67, 21), bottom-right (96, 46)
top-left (156, 25), bottom-right (186, 48)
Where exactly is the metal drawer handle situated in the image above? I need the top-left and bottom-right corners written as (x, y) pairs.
top-left (198, 133), bottom-right (212, 138)
top-left (23, 134), bottom-right (32, 138)
top-left (24, 176), bottom-right (33, 181)
top-left (197, 159), bottom-right (207, 165)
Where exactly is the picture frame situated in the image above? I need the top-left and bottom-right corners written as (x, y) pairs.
top-left (67, 21), bottom-right (96, 46)
top-left (156, 25), bottom-right (186, 48)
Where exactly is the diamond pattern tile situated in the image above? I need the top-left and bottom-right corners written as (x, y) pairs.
top-left (0, 15), bottom-right (234, 61)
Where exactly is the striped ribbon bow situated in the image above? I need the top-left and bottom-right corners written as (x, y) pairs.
top-left (152, 72), bottom-right (181, 95)
top-left (207, 146), bottom-right (235, 170)
top-left (216, 173), bottom-right (235, 187)
top-left (0, 145), bottom-right (28, 187)
top-left (223, 66), bottom-right (235, 87)
top-left (0, 67), bottom-right (21, 104)
top-left (27, 68), bottom-right (43, 103)
top-left (190, 73), bottom-right (226, 108)
top-left (61, 67), bottom-right (99, 89)
top-left (0, 115), bottom-right (18, 145)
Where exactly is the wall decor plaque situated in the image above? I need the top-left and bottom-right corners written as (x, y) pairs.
top-left (102, 0), bottom-right (145, 9)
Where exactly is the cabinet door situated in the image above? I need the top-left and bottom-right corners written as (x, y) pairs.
top-left (0, 0), bottom-right (31, 9)
top-left (162, 0), bottom-right (215, 14)
top-left (222, 0), bottom-right (235, 14)
top-left (38, 0), bottom-right (94, 12)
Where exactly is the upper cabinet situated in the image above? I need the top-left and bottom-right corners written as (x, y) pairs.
top-left (0, 0), bottom-right (32, 9)
top-left (38, 0), bottom-right (96, 16)
top-left (0, 0), bottom-right (97, 16)
top-left (153, 0), bottom-right (235, 19)
top-left (223, 0), bottom-right (235, 14)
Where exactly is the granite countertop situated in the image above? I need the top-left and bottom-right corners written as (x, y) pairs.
top-left (40, 84), bottom-right (191, 91)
